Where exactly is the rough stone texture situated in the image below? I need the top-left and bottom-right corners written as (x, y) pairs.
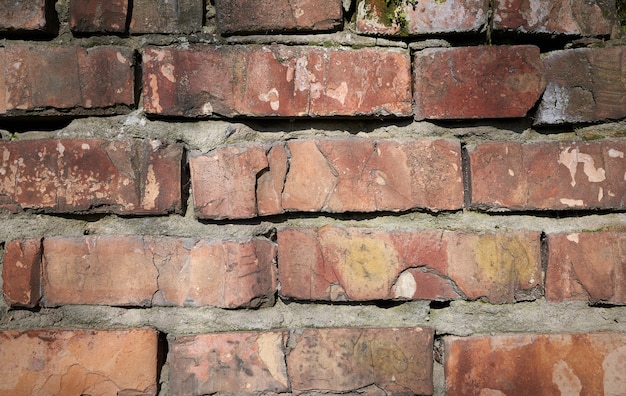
top-left (414, 45), bottom-right (545, 119)
top-left (69, 0), bottom-right (128, 33)
top-left (0, 139), bottom-right (182, 214)
top-left (0, 0), bottom-right (48, 32)
top-left (2, 45), bottom-right (134, 115)
top-left (130, 0), bottom-right (203, 33)
top-left (278, 227), bottom-right (542, 304)
top-left (445, 333), bottom-right (626, 396)
top-left (191, 138), bottom-right (463, 219)
top-left (288, 327), bottom-right (434, 394)
top-left (168, 331), bottom-right (290, 395)
top-left (2, 239), bottom-right (41, 307)
top-left (535, 47), bottom-right (626, 125)
top-left (546, 232), bottom-right (626, 305)
top-left (142, 45), bottom-right (412, 118)
top-left (357, 0), bottom-right (489, 35)
top-left (42, 236), bottom-right (276, 308)
top-left (469, 140), bottom-right (626, 211)
top-left (493, 0), bottom-right (618, 36)
top-left (0, 329), bottom-right (158, 396)
top-left (216, 0), bottom-right (343, 34)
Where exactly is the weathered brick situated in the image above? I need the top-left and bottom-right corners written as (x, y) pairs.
top-left (445, 333), bottom-right (626, 396)
top-left (469, 140), bottom-right (626, 211)
top-left (168, 331), bottom-right (290, 395)
top-left (0, 329), bottom-right (158, 396)
top-left (546, 232), bottom-right (626, 305)
top-left (535, 47), bottom-right (626, 125)
top-left (216, 0), bottom-right (343, 35)
top-left (2, 45), bottom-right (134, 115)
top-left (142, 45), bottom-right (412, 118)
top-left (493, 0), bottom-right (618, 36)
top-left (0, 0), bottom-right (49, 33)
top-left (357, 0), bottom-right (489, 35)
top-left (288, 327), bottom-right (433, 394)
top-left (69, 0), bottom-right (128, 33)
top-left (278, 227), bottom-right (541, 304)
top-left (190, 138), bottom-right (463, 219)
top-left (2, 238), bottom-right (41, 307)
top-left (42, 236), bottom-right (276, 308)
top-left (414, 45), bottom-right (545, 120)
top-left (130, 0), bottom-right (203, 33)
top-left (0, 139), bottom-right (181, 214)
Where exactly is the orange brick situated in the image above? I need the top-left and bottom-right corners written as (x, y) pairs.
top-left (2, 239), bottom-right (41, 307)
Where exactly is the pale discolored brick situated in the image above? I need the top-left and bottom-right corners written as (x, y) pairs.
top-left (546, 232), bottom-right (626, 305)
top-left (0, 329), bottom-right (158, 396)
top-left (130, 0), bottom-right (202, 33)
top-left (414, 45), bottom-right (545, 120)
top-left (357, 0), bottom-right (489, 35)
top-left (446, 332), bottom-right (626, 396)
top-left (0, 0), bottom-right (49, 33)
top-left (469, 139), bottom-right (626, 211)
top-left (288, 327), bottom-right (434, 394)
top-left (535, 47), bottom-right (626, 125)
top-left (168, 331), bottom-right (290, 395)
top-left (69, 0), bottom-right (128, 33)
top-left (142, 45), bottom-right (412, 118)
top-left (278, 226), bottom-right (541, 304)
top-left (2, 238), bottom-right (42, 307)
top-left (216, 0), bottom-right (342, 34)
top-left (0, 139), bottom-right (182, 214)
top-left (493, 0), bottom-right (618, 36)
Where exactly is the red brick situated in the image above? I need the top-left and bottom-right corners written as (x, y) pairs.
top-left (414, 45), bottom-right (545, 120)
top-left (168, 331), bottom-right (290, 395)
top-left (535, 47), bottom-right (626, 125)
top-left (3, 45), bottom-right (134, 115)
top-left (215, 0), bottom-right (343, 34)
top-left (69, 0), bottom-right (128, 33)
top-left (288, 327), bottom-right (433, 394)
top-left (546, 232), bottom-right (626, 305)
top-left (0, 329), bottom-right (158, 396)
top-left (445, 332), bottom-right (626, 396)
top-left (493, 0), bottom-right (618, 36)
top-left (0, 139), bottom-right (181, 214)
top-left (2, 239), bottom-right (41, 307)
top-left (130, 0), bottom-right (203, 33)
top-left (0, 48), bottom-right (5, 114)
top-left (469, 139), bottom-right (626, 210)
top-left (0, 0), bottom-right (48, 32)
top-left (42, 236), bottom-right (276, 308)
top-left (191, 138), bottom-right (463, 219)
top-left (278, 227), bottom-right (541, 304)
top-left (357, 0), bottom-right (489, 35)
top-left (142, 45), bottom-right (412, 118)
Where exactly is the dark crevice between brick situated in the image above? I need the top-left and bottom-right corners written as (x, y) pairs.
top-left (429, 300), bottom-right (451, 310)
top-left (0, 118), bottom-right (73, 136)
top-left (179, 148), bottom-right (191, 216)
top-left (156, 331), bottom-right (169, 396)
top-left (460, 141), bottom-right (471, 209)
top-left (540, 231), bottom-right (548, 283)
top-left (432, 333), bottom-right (446, 364)
top-left (133, 50), bottom-right (143, 111)
top-left (126, 0), bottom-right (134, 33)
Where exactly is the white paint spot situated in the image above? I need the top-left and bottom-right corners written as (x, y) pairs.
top-left (81, 143), bottom-right (90, 150)
top-left (327, 81), bottom-right (348, 106)
top-left (258, 88), bottom-right (280, 111)
top-left (392, 271), bottom-right (417, 299)
top-left (598, 187), bottom-right (603, 202)
top-left (560, 198), bottom-right (584, 207)
top-left (558, 147), bottom-right (606, 187)
top-left (603, 345), bottom-right (626, 396)
top-left (608, 149), bottom-right (624, 158)
top-left (552, 360), bottom-right (582, 396)
top-left (160, 63), bottom-right (176, 83)
top-left (566, 233), bottom-right (579, 243)
top-left (56, 142), bottom-right (65, 156)
top-left (116, 52), bottom-right (127, 64)
top-left (201, 102), bottom-right (213, 115)
top-left (508, 169), bottom-right (515, 176)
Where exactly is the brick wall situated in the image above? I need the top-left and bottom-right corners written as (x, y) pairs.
top-left (1, 0), bottom-right (625, 395)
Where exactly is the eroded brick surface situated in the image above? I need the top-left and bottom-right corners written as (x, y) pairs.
top-left (469, 139), bottom-right (626, 211)
top-left (0, 0), bottom-right (48, 32)
top-left (142, 45), bottom-right (412, 118)
top-left (0, 329), bottom-right (158, 396)
top-left (536, 47), bottom-right (626, 125)
top-left (130, 0), bottom-right (203, 33)
top-left (288, 327), bottom-right (434, 394)
top-left (546, 232), bottom-right (626, 305)
top-left (493, 0), bottom-right (618, 36)
top-left (414, 45), bottom-right (545, 120)
top-left (357, 0), bottom-right (489, 35)
top-left (191, 138), bottom-right (463, 219)
top-left (0, 139), bottom-right (181, 214)
top-left (69, 0), bottom-right (128, 33)
top-left (278, 226), bottom-right (541, 304)
top-left (42, 236), bottom-right (276, 308)
top-left (3, 45), bottom-right (134, 115)
top-left (446, 333), bottom-right (626, 396)
top-left (2, 238), bottom-right (42, 307)
top-left (216, 0), bottom-right (342, 34)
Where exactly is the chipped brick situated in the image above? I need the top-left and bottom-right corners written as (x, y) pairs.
top-left (2, 238), bottom-right (42, 307)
